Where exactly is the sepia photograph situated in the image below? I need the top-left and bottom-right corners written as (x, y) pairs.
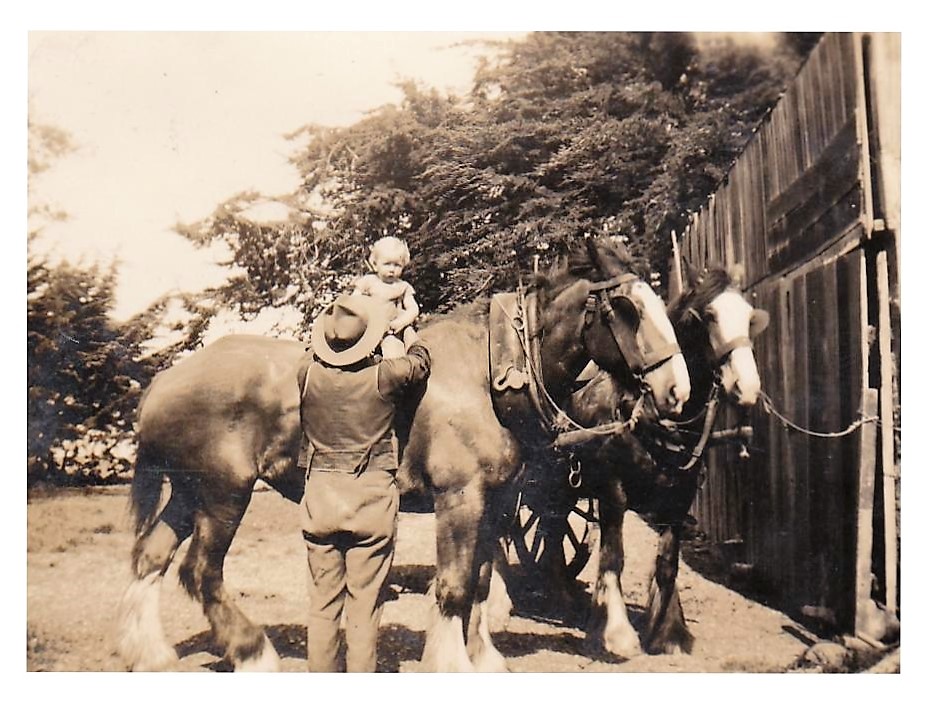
top-left (21, 3), bottom-right (906, 682)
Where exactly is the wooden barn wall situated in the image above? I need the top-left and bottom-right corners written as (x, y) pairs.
top-left (677, 33), bottom-right (882, 627)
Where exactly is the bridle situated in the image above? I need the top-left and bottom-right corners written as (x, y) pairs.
top-left (500, 269), bottom-right (682, 448)
top-left (648, 294), bottom-right (758, 472)
top-left (584, 274), bottom-right (682, 378)
top-left (684, 291), bottom-right (755, 366)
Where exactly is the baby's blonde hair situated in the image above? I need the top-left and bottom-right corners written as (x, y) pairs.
top-left (368, 236), bottom-right (411, 267)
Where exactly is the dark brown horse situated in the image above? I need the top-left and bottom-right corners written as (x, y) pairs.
top-left (116, 237), bottom-right (690, 672)
top-left (566, 263), bottom-right (769, 658)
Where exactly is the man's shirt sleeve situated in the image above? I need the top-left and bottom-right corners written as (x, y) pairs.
top-left (377, 342), bottom-right (431, 398)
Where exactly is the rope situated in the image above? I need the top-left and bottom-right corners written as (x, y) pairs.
top-left (760, 391), bottom-right (879, 438)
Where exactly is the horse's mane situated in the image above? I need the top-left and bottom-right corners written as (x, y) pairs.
top-left (668, 268), bottom-right (734, 325)
top-left (668, 268), bottom-right (738, 380)
top-left (533, 238), bottom-right (648, 298)
top-left (422, 297), bottom-right (490, 327)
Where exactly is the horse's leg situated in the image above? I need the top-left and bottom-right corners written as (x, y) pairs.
top-left (117, 486), bottom-right (194, 671)
top-left (587, 480), bottom-right (641, 659)
top-left (421, 479), bottom-right (487, 672)
top-left (461, 559), bottom-right (508, 672)
top-left (528, 474), bottom-right (587, 603)
top-left (464, 494), bottom-right (511, 672)
top-left (177, 478), bottom-right (281, 671)
top-left (487, 540), bottom-right (514, 633)
top-left (643, 524), bottom-right (694, 654)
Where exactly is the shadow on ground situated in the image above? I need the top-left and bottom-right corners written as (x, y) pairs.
top-left (388, 564), bottom-right (434, 595)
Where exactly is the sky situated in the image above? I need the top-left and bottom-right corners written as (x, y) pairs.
top-left (27, 30), bottom-right (525, 320)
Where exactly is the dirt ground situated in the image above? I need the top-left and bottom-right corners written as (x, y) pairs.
top-left (26, 484), bottom-right (892, 674)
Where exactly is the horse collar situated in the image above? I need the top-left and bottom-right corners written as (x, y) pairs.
top-left (519, 288), bottom-right (557, 428)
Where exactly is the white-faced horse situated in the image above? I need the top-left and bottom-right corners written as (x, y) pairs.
top-left (567, 263), bottom-right (769, 658)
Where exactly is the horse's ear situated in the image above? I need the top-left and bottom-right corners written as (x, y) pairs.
top-left (749, 308), bottom-right (770, 338)
top-left (728, 263), bottom-right (747, 290)
top-left (683, 259), bottom-right (701, 290)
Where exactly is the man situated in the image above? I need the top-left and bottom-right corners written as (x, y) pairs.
top-left (297, 293), bottom-right (431, 672)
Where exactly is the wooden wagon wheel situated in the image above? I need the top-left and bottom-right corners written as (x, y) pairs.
top-left (507, 493), bottom-right (599, 580)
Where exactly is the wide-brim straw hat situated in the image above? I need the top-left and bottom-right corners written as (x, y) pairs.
top-left (311, 294), bottom-right (392, 366)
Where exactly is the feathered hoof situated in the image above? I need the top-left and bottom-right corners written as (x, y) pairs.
top-left (125, 642), bottom-right (180, 672)
top-left (487, 572), bottom-right (513, 633)
top-left (234, 634), bottom-right (281, 672)
top-left (645, 630), bottom-right (694, 656)
top-left (422, 614), bottom-right (476, 672)
top-left (116, 572), bottom-right (179, 672)
top-left (603, 627), bottom-right (643, 660)
top-left (471, 641), bottom-right (509, 673)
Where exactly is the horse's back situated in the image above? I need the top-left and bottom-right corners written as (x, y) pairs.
top-left (138, 335), bottom-right (306, 466)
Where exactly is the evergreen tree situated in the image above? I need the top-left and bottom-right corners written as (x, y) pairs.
top-left (27, 250), bottom-right (153, 484)
top-left (181, 32), bottom-right (813, 325)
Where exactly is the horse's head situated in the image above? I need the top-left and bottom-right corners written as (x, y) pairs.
top-left (539, 237), bottom-right (690, 417)
top-left (677, 263), bottom-right (769, 407)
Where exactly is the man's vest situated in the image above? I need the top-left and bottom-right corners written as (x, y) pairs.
top-left (299, 362), bottom-right (397, 474)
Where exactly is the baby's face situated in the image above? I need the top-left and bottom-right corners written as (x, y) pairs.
top-left (372, 251), bottom-right (405, 283)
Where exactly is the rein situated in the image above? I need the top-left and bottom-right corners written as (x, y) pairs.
top-left (647, 382), bottom-right (721, 472)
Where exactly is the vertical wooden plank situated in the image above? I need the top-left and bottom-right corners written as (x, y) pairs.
top-left (790, 77), bottom-right (806, 179)
top-left (793, 68), bottom-right (810, 173)
top-left (854, 391), bottom-right (878, 636)
top-left (811, 43), bottom-right (828, 158)
top-left (753, 139), bottom-right (768, 282)
top-left (852, 32), bottom-right (875, 235)
top-left (837, 246), bottom-right (869, 630)
top-left (722, 187), bottom-right (731, 266)
top-left (832, 33), bottom-right (851, 128)
top-left (867, 33), bottom-right (901, 236)
top-left (813, 260), bottom-right (848, 625)
top-left (804, 265), bottom-right (829, 614)
top-left (839, 32), bottom-right (860, 117)
top-left (763, 281), bottom-right (785, 590)
top-left (777, 276), bottom-right (800, 599)
top-left (827, 36), bottom-right (845, 142)
top-left (876, 249), bottom-right (898, 613)
top-left (789, 273), bottom-right (812, 606)
top-left (760, 117), bottom-right (776, 208)
top-left (730, 166), bottom-right (740, 268)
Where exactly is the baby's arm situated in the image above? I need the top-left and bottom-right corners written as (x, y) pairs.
top-left (352, 275), bottom-right (372, 296)
top-left (390, 282), bottom-right (420, 332)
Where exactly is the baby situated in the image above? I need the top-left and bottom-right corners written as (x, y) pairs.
top-left (353, 236), bottom-right (420, 358)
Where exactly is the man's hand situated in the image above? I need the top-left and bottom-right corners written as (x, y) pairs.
top-left (403, 328), bottom-right (420, 348)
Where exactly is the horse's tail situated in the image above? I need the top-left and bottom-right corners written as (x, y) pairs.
top-left (129, 441), bottom-right (166, 538)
